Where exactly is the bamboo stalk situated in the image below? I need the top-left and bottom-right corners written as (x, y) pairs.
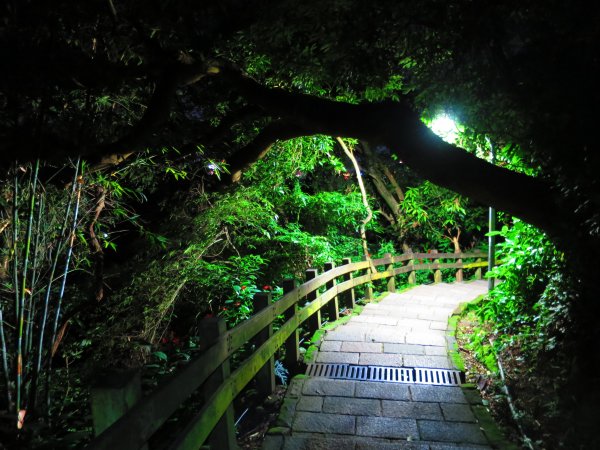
top-left (12, 166), bottom-right (20, 329)
top-left (16, 159), bottom-right (39, 416)
top-left (0, 306), bottom-right (12, 407)
top-left (26, 193), bottom-right (44, 358)
top-left (50, 171), bottom-right (82, 350)
top-left (46, 160), bottom-right (83, 418)
top-left (9, 166), bottom-right (21, 419)
top-left (24, 172), bottom-right (44, 412)
top-left (32, 160), bottom-right (80, 413)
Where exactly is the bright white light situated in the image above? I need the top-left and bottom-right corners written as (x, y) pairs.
top-left (430, 114), bottom-right (459, 144)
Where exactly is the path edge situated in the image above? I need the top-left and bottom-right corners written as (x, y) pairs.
top-left (447, 291), bottom-right (521, 450)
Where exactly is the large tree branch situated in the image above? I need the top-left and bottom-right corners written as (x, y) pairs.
top-left (227, 121), bottom-right (311, 182)
top-left (209, 65), bottom-right (563, 237)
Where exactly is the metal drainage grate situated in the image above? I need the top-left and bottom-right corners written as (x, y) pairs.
top-left (306, 363), bottom-right (464, 386)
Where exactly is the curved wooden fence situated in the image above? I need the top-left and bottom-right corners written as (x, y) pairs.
top-left (86, 251), bottom-right (488, 450)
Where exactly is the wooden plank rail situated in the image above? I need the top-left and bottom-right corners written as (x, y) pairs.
top-left (87, 250), bottom-right (488, 450)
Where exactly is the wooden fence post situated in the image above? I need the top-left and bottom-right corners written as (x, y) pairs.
top-left (91, 369), bottom-right (144, 447)
top-left (408, 254), bottom-right (416, 285)
top-left (341, 257), bottom-right (355, 309)
top-left (305, 268), bottom-right (321, 335)
top-left (475, 257), bottom-right (483, 280)
top-left (254, 292), bottom-right (275, 399)
top-left (200, 318), bottom-right (237, 450)
top-left (323, 262), bottom-right (339, 322)
top-left (282, 279), bottom-right (300, 375)
top-left (456, 253), bottom-right (464, 282)
top-left (385, 253), bottom-right (396, 293)
top-left (432, 250), bottom-right (442, 283)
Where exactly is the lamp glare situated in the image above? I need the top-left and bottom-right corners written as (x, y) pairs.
top-left (430, 115), bottom-right (458, 144)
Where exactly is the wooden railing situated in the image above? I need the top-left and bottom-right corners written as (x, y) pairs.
top-left (86, 251), bottom-right (487, 450)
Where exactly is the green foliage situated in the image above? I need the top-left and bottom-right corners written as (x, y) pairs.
top-left (478, 219), bottom-right (563, 335)
top-left (402, 181), bottom-right (485, 252)
top-left (464, 321), bottom-right (499, 374)
top-left (244, 136), bottom-right (341, 185)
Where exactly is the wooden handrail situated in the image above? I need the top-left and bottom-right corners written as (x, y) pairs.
top-left (87, 250), bottom-right (488, 450)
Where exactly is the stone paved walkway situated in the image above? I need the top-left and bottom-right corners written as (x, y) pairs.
top-left (263, 281), bottom-right (500, 450)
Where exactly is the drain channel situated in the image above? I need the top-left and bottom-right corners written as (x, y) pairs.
top-left (305, 363), bottom-right (464, 386)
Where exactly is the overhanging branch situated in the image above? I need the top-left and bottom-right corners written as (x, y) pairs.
top-left (208, 64), bottom-right (563, 237)
top-left (227, 121), bottom-right (311, 182)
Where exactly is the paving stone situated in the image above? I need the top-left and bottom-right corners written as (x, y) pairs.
top-left (396, 319), bottom-right (434, 329)
top-left (429, 321), bottom-right (449, 330)
top-left (342, 341), bottom-right (384, 353)
top-left (381, 400), bottom-right (443, 420)
top-left (440, 403), bottom-right (477, 422)
top-left (428, 443), bottom-right (491, 450)
top-left (354, 315), bottom-right (399, 326)
top-left (367, 329), bottom-right (406, 344)
top-left (418, 310), bottom-right (454, 321)
top-left (362, 312), bottom-right (407, 321)
top-left (355, 441), bottom-right (429, 450)
top-left (326, 329), bottom-right (366, 341)
top-left (376, 300), bottom-right (408, 307)
top-left (384, 308), bottom-right (421, 319)
top-left (276, 397), bottom-right (298, 427)
top-left (359, 353), bottom-right (404, 366)
top-left (363, 303), bottom-right (384, 310)
top-left (405, 304), bottom-right (435, 312)
top-left (356, 382), bottom-right (410, 401)
top-left (424, 346), bottom-right (448, 356)
top-left (418, 420), bottom-right (488, 445)
top-left (302, 378), bottom-right (356, 397)
top-left (361, 308), bottom-right (403, 317)
top-left (282, 434), bottom-right (358, 449)
top-left (296, 396), bottom-right (323, 412)
top-left (413, 327), bottom-right (448, 336)
top-left (405, 332), bottom-right (446, 346)
top-left (331, 322), bottom-right (376, 330)
top-left (413, 300), bottom-right (459, 308)
top-left (410, 385), bottom-right (468, 403)
top-left (262, 435), bottom-right (284, 450)
top-left (383, 343), bottom-right (425, 355)
top-left (293, 411), bottom-right (355, 434)
top-left (320, 340), bottom-right (342, 351)
top-left (316, 351), bottom-right (360, 364)
top-left (287, 377), bottom-right (305, 398)
top-left (323, 396), bottom-right (381, 416)
top-left (403, 355), bottom-right (452, 369)
top-left (462, 388), bottom-right (484, 406)
top-left (356, 416), bottom-right (419, 439)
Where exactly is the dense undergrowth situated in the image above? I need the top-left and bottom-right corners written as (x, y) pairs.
top-left (459, 220), bottom-right (578, 449)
